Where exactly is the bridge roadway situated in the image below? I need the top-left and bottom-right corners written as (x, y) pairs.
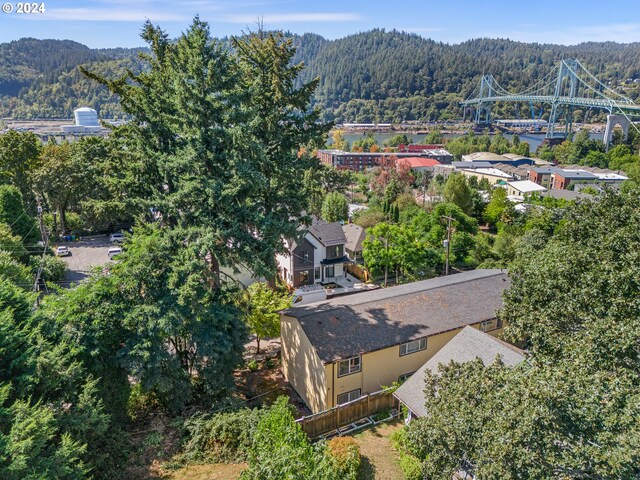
top-left (461, 94), bottom-right (640, 113)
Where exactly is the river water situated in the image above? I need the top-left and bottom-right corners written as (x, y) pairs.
top-left (336, 131), bottom-right (605, 152)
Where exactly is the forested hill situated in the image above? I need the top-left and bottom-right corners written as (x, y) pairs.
top-left (1, 32), bottom-right (640, 121)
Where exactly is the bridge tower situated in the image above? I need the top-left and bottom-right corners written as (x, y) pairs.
top-left (473, 75), bottom-right (495, 125)
top-left (547, 59), bottom-right (581, 139)
top-left (603, 114), bottom-right (630, 150)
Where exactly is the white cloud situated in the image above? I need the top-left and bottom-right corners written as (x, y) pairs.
top-left (36, 8), bottom-right (190, 22)
top-left (222, 12), bottom-right (363, 24)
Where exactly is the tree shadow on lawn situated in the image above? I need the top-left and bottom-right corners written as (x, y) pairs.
top-left (358, 455), bottom-right (377, 480)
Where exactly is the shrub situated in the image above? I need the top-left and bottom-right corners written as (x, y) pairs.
top-left (127, 383), bottom-right (161, 420)
top-left (247, 359), bottom-right (259, 371)
top-left (391, 427), bottom-right (423, 480)
top-left (240, 396), bottom-right (340, 480)
top-left (372, 407), bottom-right (392, 422)
top-left (30, 254), bottom-right (67, 282)
top-left (181, 408), bottom-right (261, 464)
top-left (327, 437), bottom-right (361, 480)
top-left (398, 452), bottom-right (423, 480)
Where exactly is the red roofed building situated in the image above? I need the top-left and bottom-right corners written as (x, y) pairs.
top-left (399, 157), bottom-right (441, 171)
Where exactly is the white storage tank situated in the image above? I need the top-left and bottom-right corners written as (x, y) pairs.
top-left (74, 107), bottom-right (99, 127)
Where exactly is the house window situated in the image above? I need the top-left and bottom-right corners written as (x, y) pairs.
top-left (399, 337), bottom-right (427, 356)
top-left (337, 389), bottom-right (361, 405)
top-left (314, 267), bottom-right (321, 281)
top-left (302, 250), bottom-right (309, 261)
top-left (326, 265), bottom-right (335, 278)
top-left (479, 318), bottom-right (503, 332)
top-left (338, 356), bottom-right (361, 377)
top-left (329, 245), bottom-right (343, 258)
top-left (398, 372), bottom-right (415, 383)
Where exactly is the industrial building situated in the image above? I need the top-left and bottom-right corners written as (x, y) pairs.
top-left (60, 107), bottom-right (102, 135)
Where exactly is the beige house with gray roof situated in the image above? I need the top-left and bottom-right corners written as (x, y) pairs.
top-left (280, 269), bottom-right (510, 413)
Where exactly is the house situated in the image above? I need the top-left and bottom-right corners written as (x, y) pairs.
top-left (280, 269), bottom-right (510, 413)
top-left (393, 326), bottom-right (525, 421)
top-left (342, 223), bottom-right (367, 264)
top-left (505, 180), bottom-right (547, 200)
top-left (276, 219), bottom-right (349, 288)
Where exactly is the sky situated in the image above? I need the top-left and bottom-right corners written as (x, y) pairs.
top-left (0, 0), bottom-right (640, 48)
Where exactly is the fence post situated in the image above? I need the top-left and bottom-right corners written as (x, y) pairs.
top-left (336, 405), bottom-right (340, 430)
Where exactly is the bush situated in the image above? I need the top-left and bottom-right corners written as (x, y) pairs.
top-left (127, 383), bottom-right (161, 420)
top-left (371, 407), bottom-right (391, 422)
top-left (181, 408), bottom-right (262, 464)
top-left (391, 428), bottom-right (423, 480)
top-left (327, 437), bottom-right (361, 480)
top-left (398, 452), bottom-right (423, 480)
top-left (247, 359), bottom-right (259, 371)
top-left (30, 254), bottom-right (67, 282)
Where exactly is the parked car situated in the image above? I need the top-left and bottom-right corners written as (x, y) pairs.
top-left (56, 246), bottom-right (70, 256)
top-left (107, 247), bottom-right (123, 259)
top-left (110, 232), bottom-right (125, 244)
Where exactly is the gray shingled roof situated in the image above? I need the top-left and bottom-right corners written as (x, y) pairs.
top-left (308, 219), bottom-right (347, 247)
top-left (343, 223), bottom-right (367, 253)
top-left (393, 326), bottom-right (525, 418)
top-left (283, 269), bottom-right (509, 363)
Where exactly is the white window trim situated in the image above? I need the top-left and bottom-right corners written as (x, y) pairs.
top-left (338, 356), bottom-right (361, 377)
top-left (399, 337), bottom-right (427, 356)
top-left (337, 389), bottom-right (361, 405)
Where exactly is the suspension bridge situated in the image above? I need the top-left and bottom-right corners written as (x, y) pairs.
top-left (461, 59), bottom-right (640, 147)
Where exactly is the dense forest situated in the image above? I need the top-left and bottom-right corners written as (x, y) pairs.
top-left (1, 31), bottom-right (640, 121)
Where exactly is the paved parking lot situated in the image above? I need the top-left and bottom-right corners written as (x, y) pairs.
top-left (55, 236), bottom-right (114, 284)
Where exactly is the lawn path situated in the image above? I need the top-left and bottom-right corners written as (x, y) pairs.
top-left (352, 420), bottom-right (404, 480)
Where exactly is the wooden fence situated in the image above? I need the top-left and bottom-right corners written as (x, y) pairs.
top-left (295, 389), bottom-right (397, 439)
top-left (345, 263), bottom-right (369, 282)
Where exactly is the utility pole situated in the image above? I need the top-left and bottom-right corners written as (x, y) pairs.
top-left (33, 197), bottom-right (50, 301)
top-left (442, 215), bottom-right (454, 276)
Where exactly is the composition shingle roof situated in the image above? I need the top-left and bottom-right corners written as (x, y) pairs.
top-left (393, 326), bottom-right (525, 418)
top-left (308, 219), bottom-right (347, 247)
top-left (283, 269), bottom-right (509, 363)
top-left (342, 224), bottom-right (367, 253)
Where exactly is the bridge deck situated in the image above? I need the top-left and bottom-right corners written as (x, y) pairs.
top-left (461, 95), bottom-right (640, 112)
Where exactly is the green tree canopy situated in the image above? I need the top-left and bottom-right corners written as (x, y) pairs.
top-left (405, 189), bottom-right (640, 479)
top-left (242, 282), bottom-right (291, 354)
top-left (321, 192), bottom-right (349, 223)
top-left (442, 173), bottom-right (473, 214)
top-left (0, 186), bottom-right (39, 244)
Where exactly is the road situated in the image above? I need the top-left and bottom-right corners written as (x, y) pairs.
top-left (56, 236), bottom-right (113, 285)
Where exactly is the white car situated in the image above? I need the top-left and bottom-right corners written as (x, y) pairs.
top-left (107, 247), bottom-right (123, 259)
top-left (110, 232), bottom-right (125, 244)
top-left (56, 245), bottom-right (70, 256)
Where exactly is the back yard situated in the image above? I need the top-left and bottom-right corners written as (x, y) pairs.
top-left (351, 420), bottom-right (404, 480)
